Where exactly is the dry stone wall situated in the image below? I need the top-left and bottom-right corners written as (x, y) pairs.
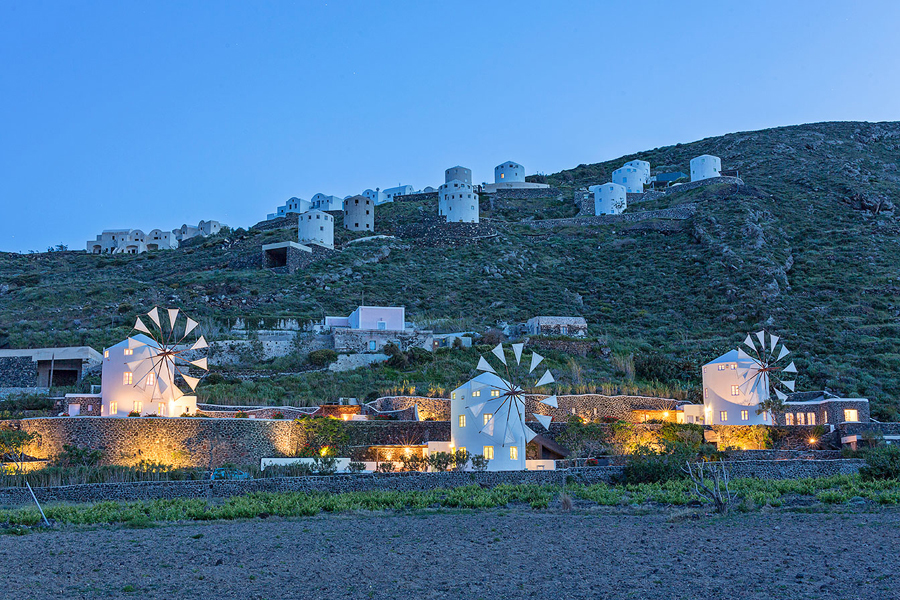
top-left (528, 204), bottom-right (697, 229)
top-left (0, 357), bottom-right (37, 388)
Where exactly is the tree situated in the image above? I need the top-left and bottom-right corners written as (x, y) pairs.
top-left (755, 396), bottom-right (785, 424)
top-left (0, 429), bottom-right (41, 474)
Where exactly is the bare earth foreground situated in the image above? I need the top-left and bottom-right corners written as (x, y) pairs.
top-left (2, 508), bottom-right (899, 600)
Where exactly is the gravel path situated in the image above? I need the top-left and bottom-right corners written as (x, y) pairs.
top-left (2, 507), bottom-right (899, 599)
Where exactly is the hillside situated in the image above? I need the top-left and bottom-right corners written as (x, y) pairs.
top-left (1, 121), bottom-right (899, 417)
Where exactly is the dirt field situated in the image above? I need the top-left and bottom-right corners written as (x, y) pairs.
top-left (2, 507), bottom-right (899, 599)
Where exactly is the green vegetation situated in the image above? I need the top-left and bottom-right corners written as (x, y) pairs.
top-left (2, 122), bottom-right (900, 415)
top-left (2, 476), bottom-right (900, 528)
top-left (859, 445), bottom-right (900, 481)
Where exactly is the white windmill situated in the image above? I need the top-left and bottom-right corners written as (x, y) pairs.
top-left (101, 307), bottom-right (209, 417)
top-left (736, 330), bottom-right (797, 404)
top-left (449, 343), bottom-right (557, 470)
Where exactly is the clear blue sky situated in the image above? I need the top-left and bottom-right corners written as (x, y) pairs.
top-left (1, 0), bottom-right (898, 253)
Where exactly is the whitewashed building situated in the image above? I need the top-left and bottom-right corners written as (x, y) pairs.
top-left (690, 155), bottom-right (722, 182)
top-left (439, 180), bottom-right (479, 223)
top-left (86, 229), bottom-right (147, 254)
top-left (589, 182), bottom-right (627, 215)
top-left (612, 165), bottom-right (645, 193)
top-left (363, 185), bottom-right (415, 205)
top-left (147, 229), bottom-right (178, 251)
top-left (268, 197), bottom-right (313, 220)
top-left (343, 195), bottom-right (375, 232)
top-left (696, 350), bottom-right (773, 426)
top-left (444, 166), bottom-right (472, 185)
top-left (623, 160), bottom-right (651, 184)
top-left (495, 161), bottom-right (525, 183)
top-left (308, 194), bottom-right (343, 211)
top-left (174, 220), bottom-right (226, 242)
top-left (298, 210), bottom-right (334, 249)
top-left (99, 334), bottom-right (197, 417)
top-left (450, 372), bottom-right (528, 471)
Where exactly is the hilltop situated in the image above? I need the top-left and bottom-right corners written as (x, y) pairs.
top-left (1, 121), bottom-right (899, 417)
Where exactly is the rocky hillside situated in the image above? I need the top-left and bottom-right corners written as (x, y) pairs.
top-left (1, 121), bottom-right (899, 416)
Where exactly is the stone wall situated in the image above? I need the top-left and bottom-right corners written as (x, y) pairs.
top-left (332, 329), bottom-right (433, 353)
top-left (526, 338), bottom-right (600, 356)
top-left (328, 353), bottom-right (388, 372)
top-left (528, 204), bottom-right (697, 229)
top-left (0, 458), bottom-right (867, 507)
top-left (393, 192), bottom-right (438, 203)
top-left (392, 216), bottom-right (499, 247)
top-left (0, 356), bottom-right (37, 387)
top-left (487, 187), bottom-right (562, 200)
top-left (366, 396), bottom-right (452, 421)
top-left (528, 394), bottom-right (683, 423)
top-left (775, 399), bottom-right (871, 427)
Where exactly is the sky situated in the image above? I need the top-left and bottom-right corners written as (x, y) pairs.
top-left (1, 1), bottom-right (898, 253)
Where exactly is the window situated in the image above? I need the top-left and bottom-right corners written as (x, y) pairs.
top-left (490, 389), bottom-right (500, 397)
top-left (823, 411), bottom-right (828, 424)
top-left (133, 401), bottom-right (142, 413)
top-left (104, 350), bottom-right (109, 358)
top-left (704, 388), bottom-right (709, 399)
top-left (451, 392), bottom-right (456, 400)
top-left (731, 385), bottom-right (740, 396)
top-left (368, 340), bottom-right (377, 351)
top-left (472, 390), bottom-right (481, 397)
top-left (483, 413), bottom-right (492, 425)
top-left (509, 446), bottom-right (518, 460)
top-left (123, 372), bottom-right (133, 385)
top-left (844, 409), bottom-right (859, 422)
top-left (720, 411), bottom-right (728, 422)
top-left (786, 413), bottom-right (795, 426)
top-left (807, 412), bottom-right (816, 425)
top-left (458, 415), bottom-right (466, 428)
top-left (741, 410), bottom-right (749, 421)
top-left (146, 373), bottom-right (155, 387)
top-left (377, 321), bottom-right (386, 331)
top-left (123, 348), bottom-right (133, 356)
top-left (158, 403), bottom-right (167, 416)
top-left (483, 446), bottom-right (494, 460)
top-left (718, 364), bottom-right (726, 371)
top-left (730, 364), bottom-right (737, 370)
top-left (110, 401), bottom-right (117, 414)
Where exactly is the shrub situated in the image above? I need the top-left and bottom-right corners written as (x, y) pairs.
top-left (427, 452), bottom-right (454, 472)
top-left (271, 412), bottom-right (285, 419)
top-left (451, 449), bottom-right (470, 472)
top-left (615, 442), bottom-right (693, 485)
top-left (234, 411), bottom-right (249, 419)
top-left (860, 445), bottom-right (900, 481)
top-left (308, 349), bottom-right (338, 367)
top-left (400, 453), bottom-right (427, 472)
top-left (54, 445), bottom-right (102, 467)
top-left (127, 411), bottom-right (140, 417)
top-left (470, 454), bottom-right (489, 472)
top-left (347, 461), bottom-right (366, 473)
top-left (375, 461), bottom-right (395, 473)
top-left (312, 455), bottom-right (338, 475)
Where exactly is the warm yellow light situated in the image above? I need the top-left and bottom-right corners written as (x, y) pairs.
top-left (809, 438), bottom-right (817, 444)
top-left (320, 446), bottom-right (330, 456)
top-left (663, 412), bottom-right (669, 418)
top-left (342, 414), bottom-right (349, 421)
top-left (403, 446), bottom-right (412, 456)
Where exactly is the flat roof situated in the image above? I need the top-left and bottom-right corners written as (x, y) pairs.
top-left (0, 347), bottom-right (102, 362)
top-left (262, 241), bottom-right (311, 252)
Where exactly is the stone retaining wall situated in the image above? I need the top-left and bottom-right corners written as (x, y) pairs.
top-left (0, 357), bottom-right (37, 388)
top-left (528, 204), bottom-right (697, 229)
top-left (487, 187), bottom-right (562, 200)
top-left (392, 192), bottom-right (438, 203)
top-left (0, 458), bottom-right (866, 506)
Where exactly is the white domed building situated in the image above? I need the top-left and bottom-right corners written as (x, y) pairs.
top-left (690, 155), bottom-right (722, 182)
top-left (589, 182), bottom-right (627, 215)
top-left (495, 161), bottom-right (525, 183)
top-left (310, 194), bottom-right (343, 211)
top-left (444, 166), bottom-right (472, 185)
top-left (612, 165), bottom-right (645, 193)
top-left (623, 160), bottom-right (651, 184)
top-left (343, 195), bottom-right (374, 232)
top-left (298, 209), bottom-right (334, 249)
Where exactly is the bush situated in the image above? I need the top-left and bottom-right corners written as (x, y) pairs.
top-left (427, 452), bottom-right (454, 472)
top-left (54, 445), bottom-right (102, 467)
top-left (615, 442), bottom-right (693, 485)
top-left (127, 411), bottom-right (140, 417)
top-left (234, 411), bottom-right (249, 418)
top-left (312, 455), bottom-right (338, 475)
top-left (347, 460), bottom-right (366, 473)
top-left (271, 412), bottom-right (285, 419)
top-left (375, 461), bottom-right (395, 473)
top-left (470, 454), bottom-right (489, 472)
top-left (860, 445), bottom-right (900, 481)
top-left (308, 349), bottom-right (338, 367)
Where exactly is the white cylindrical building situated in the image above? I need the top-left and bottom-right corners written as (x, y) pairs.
top-left (298, 209), bottom-right (334, 249)
top-left (445, 166), bottom-right (472, 185)
top-left (494, 161), bottom-right (525, 183)
top-left (701, 350), bottom-right (773, 426)
top-left (439, 180), bottom-right (479, 223)
top-left (343, 195), bottom-right (374, 232)
top-left (589, 182), bottom-right (627, 215)
top-left (623, 160), bottom-right (651, 184)
top-left (612, 166), bottom-right (644, 194)
top-left (690, 155), bottom-right (722, 182)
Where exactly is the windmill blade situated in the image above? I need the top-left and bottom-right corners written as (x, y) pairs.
top-left (147, 307), bottom-right (161, 327)
top-left (512, 343), bottom-right (524, 365)
top-left (190, 357), bottom-right (208, 371)
top-left (184, 317), bottom-right (199, 336)
top-left (190, 336), bottom-right (209, 351)
top-left (743, 334), bottom-right (755, 350)
top-left (775, 389), bottom-right (788, 401)
top-left (476, 356), bottom-right (496, 374)
top-left (126, 337), bottom-right (147, 350)
top-left (777, 346), bottom-right (790, 361)
top-left (540, 395), bottom-right (558, 408)
top-left (133, 317), bottom-right (152, 335)
top-left (491, 343), bottom-right (507, 365)
top-left (780, 379), bottom-right (795, 392)
top-left (736, 348), bottom-right (758, 365)
top-left (533, 413), bottom-right (552, 430)
top-left (529, 352), bottom-right (543, 374)
top-left (770, 334), bottom-right (780, 352)
top-left (182, 375), bottom-right (201, 391)
top-left (504, 425), bottom-right (516, 445)
top-left (467, 401), bottom-right (487, 416)
top-left (782, 361), bottom-right (797, 374)
top-left (522, 425), bottom-right (538, 443)
top-left (756, 330), bottom-right (766, 347)
top-left (481, 415), bottom-right (496, 436)
top-left (167, 308), bottom-right (180, 328)
top-left (125, 359), bottom-right (145, 372)
top-left (535, 370), bottom-right (555, 387)
top-left (171, 386), bottom-right (184, 401)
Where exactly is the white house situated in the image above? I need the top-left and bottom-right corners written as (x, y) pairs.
top-left (696, 349), bottom-right (773, 426)
top-left (690, 155), bottom-right (722, 182)
top-left (86, 229), bottom-right (148, 254)
top-left (623, 160), bottom-right (651, 184)
top-left (173, 220), bottom-right (226, 243)
top-left (444, 166), bottom-right (472, 185)
top-left (267, 197), bottom-right (312, 220)
top-left (363, 185), bottom-right (415, 205)
top-left (343, 195), bottom-right (375, 232)
top-left (298, 209), bottom-right (334, 249)
top-left (612, 166), bottom-right (644, 194)
top-left (309, 194), bottom-right (343, 211)
top-left (525, 316), bottom-right (588, 337)
top-left (325, 306), bottom-right (406, 331)
top-left (450, 372), bottom-right (528, 471)
top-left (100, 334), bottom-right (197, 417)
top-left (439, 180), bottom-right (479, 223)
top-left (589, 182), bottom-right (627, 215)
top-left (146, 229), bottom-right (178, 251)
